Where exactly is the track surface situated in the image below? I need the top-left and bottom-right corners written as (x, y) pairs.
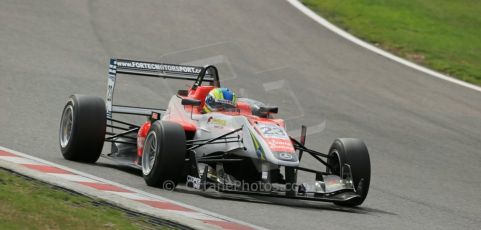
top-left (1, 1), bottom-right (480, 229)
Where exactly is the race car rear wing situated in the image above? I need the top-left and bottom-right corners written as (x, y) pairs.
top-left (106, 58), bottom-right (220, 118)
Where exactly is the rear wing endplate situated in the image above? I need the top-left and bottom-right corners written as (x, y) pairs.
top-left (106, 58), bottom-right (220, 118)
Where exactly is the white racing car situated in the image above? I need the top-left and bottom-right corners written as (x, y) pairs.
top-left (59, 58), bottom-right (371, 206)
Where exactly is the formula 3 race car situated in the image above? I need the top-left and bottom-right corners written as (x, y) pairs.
top-left (59, 58), bottom-right (371, 206)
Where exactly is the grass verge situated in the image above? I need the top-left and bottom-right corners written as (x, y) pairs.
top-left (0, 168), bottom-right (174, 230)
top-left (302, 0), bottom-right (481, 85)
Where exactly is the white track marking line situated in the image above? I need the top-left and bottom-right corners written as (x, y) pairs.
top-left (49, 173), bottom-right (99, 183)
top-left (287, 0), bottom-right (481, 93)
top-left (0, 146), bottom-right (267, 230)
top-left (0, 156), bottom-right (40, 164)
top-left (168, 211), bottom-right (221, 221)
top-left (105, 191), bottom-right (158, 201)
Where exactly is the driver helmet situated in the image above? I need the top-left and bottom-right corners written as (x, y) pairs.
top-left (203, 88), bottom-right (238, 113)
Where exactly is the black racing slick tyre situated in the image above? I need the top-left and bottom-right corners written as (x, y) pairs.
top-left (59, 94), bottom-right (106, 163)
top-left (142, 121), bottom-right (186, 189)
top-left (327, 138), bottom-right (371, 207)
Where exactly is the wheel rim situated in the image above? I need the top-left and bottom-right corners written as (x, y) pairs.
top-left (60, 105), bottom-right (74, 148)
top-left (142, 131), bottom-right (158, 175)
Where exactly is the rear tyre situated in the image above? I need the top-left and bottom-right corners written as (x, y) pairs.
top-left (59, 94), bottom-right (106, 163)
top-left (327, 138), bottom-right (370, 207)
top-left (142, 121), bottom-right (186, 189)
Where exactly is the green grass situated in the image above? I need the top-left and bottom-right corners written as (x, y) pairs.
top-left (0, 169), bottom-right (172, 230)
top-left (302, 0), bottom-right (481, 85)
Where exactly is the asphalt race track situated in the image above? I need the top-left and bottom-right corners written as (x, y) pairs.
top-left (1, 1), bottom-right (480, 229)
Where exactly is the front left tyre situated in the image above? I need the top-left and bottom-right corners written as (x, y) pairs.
top-left (59, 94), bottom-right (106, 163)
top-left (327, 138), bottom-right (371, 207)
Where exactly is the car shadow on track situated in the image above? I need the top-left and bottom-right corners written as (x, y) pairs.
top-left (95, 162), bottom-right (143, 176)
top-left (95, 161), bottom-right (395, 216)
top-left (175, 186), bottom-right (396, 216)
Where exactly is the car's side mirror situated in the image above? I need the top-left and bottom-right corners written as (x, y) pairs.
top-left (259, 106), bottom-right (278, 114)
top-left (181, 98), bottom-right (201, 106)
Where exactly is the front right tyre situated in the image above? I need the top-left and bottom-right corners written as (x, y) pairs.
top-left (142, 121), bottom-right (186, 189)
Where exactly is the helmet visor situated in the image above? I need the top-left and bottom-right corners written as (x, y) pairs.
top-left (206, 98), bottom-right (236, 111)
